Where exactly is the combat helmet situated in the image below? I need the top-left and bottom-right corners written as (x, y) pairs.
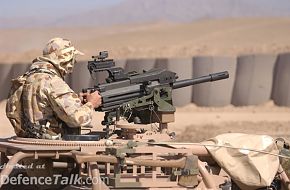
top-left (42, 37), bottom-right (84, 75)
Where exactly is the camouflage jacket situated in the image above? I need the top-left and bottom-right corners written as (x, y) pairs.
top-left (21, 57), bottom-right (94, 138)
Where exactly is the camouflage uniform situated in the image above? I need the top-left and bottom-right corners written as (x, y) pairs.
top-left (21, 38), bottom-right (93, 139)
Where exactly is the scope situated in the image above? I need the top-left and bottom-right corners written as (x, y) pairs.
top-left (92, 51), bottom-right (108, 60)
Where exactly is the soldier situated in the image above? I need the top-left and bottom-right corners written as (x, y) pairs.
top-left (8, 37), bottom-right (102, 139)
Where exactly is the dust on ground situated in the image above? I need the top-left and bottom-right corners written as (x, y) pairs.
top-left (170, 101), bottom-right (290, 142)
top-left (176, 121), bottom-right (290, 142)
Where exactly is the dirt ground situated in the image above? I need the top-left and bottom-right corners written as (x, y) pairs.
top-left (1, 100), bottom-right (290, 142)
top-left (172, 101), bottom-right (290, 142)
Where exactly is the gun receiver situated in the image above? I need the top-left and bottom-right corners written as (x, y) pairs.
top-left (83, 51), bottom-right (229, 127)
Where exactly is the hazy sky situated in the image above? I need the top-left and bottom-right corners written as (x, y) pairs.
top-left (1, 0), bottom-right (289, 29)
top-left (0, 0), bottom-right (122, 19)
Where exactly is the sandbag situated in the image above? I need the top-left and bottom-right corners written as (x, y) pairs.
top-left (202, 133), bottom-right (279, 190)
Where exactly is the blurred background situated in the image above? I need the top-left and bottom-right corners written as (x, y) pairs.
top-left (0, 0), bottom-right (290, 140)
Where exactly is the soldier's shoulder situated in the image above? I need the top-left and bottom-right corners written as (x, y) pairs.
top-left (28, 61), bottom-right (59, 80)
top-left (26, 71), bottom-right (59, 83)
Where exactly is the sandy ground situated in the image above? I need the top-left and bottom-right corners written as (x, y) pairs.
top-left (172, 101), bottom-right (290, 141)
top-left (1, 18), bottom-right (290, 63)
top-left (1, 100), bottom-right (290, 142)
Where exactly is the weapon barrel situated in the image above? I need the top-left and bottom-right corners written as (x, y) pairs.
top-left (172, 71), bottom-right (229, 89)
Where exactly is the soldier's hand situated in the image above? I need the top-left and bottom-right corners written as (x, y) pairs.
top-left (79, 92), bottom-right (86, 103)
top-left (86, 91), bottom-right (102, 108)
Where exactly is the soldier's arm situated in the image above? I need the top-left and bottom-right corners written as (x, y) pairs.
top-left (47, 76), bottom-right (94, 128)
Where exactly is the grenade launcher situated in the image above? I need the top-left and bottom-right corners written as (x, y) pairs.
top-left (83, 51), bottom-right (229, 128)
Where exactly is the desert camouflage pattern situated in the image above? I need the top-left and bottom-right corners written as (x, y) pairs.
top-left (20, 57), bottom-right (93, 139)
top-left (42, 37), bottom-right (84, 77)
top-left (7, 38), bottom-right (92, 139)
